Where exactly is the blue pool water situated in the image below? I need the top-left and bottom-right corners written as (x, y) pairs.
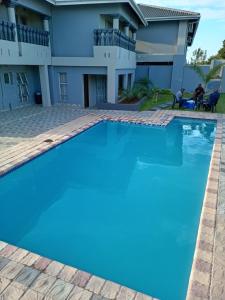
top-left (0, 118), bottom-right (216, 300)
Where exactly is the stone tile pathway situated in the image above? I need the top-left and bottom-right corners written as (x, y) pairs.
top-left (0, 105), bottom-right (88, 152)
top-left (0, 105), bottom-right (155, 154)
top-left (0, 241), bottom-right (156, 300)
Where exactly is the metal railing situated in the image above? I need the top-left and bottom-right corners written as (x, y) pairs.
top-left (0, 20), bottom-right (15, 41)
top-left (17, 24), bottom-right (49, 46)
top-left (94, 29), bottom-right (136, 52)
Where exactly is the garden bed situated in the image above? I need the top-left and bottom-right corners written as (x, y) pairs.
top-left (96, 97), bottom-right (146, 111)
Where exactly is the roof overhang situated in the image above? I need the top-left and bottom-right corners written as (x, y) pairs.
top-left (145, 16), bottom-right (200, 22)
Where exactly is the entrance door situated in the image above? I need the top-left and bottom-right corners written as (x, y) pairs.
top-left (83, 74), bottom-right (89, 108)
top-left (96, 75), bottom-right (107, 104)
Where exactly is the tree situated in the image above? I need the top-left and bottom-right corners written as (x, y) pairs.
top-left (208, 40), bottom-right (225, 63)
top-left (191, 63), bottom-right (225, 90)
top-left (190, 48), bottom-right (207, 65)
top-left (217, 40), bottom-right (225, 58)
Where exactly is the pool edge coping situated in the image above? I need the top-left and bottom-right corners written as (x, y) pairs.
top-left (186, 119), bottom-right (222, 300)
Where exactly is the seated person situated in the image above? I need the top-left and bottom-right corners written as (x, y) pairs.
top-left (176, 88), bottom-right (186, 108)
top-left (203, 89), bottom-right (220, 112)
top-left (193, 84), bottom-right (205, 102)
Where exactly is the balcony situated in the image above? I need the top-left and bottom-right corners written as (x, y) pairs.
top-left (0, 21), bottom-right (51, 65)
top-left (0, 20), bottom-right (15, 41)
top-left (94, 29), bottom-right (136, 52)
top-left (16, 24), bottom-right (51, 65)
top-left (17, 24), bottom-right (49, 46)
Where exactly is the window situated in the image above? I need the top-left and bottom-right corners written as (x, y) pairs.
top-left (59, 72), bottom-right (68, 102)
top-left (4, 72), bottom-right (13, 85)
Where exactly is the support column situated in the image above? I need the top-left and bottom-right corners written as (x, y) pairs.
top-left (39, 65), bottom-right (51, 107)
top-left (113, 17), bottom-right (119, 30)
top-left (43, 16), bottom-right (51, 49)
top-left (43, 17), bottom-right (50, 32)
top-left (177, 21), bottom-right (188, 54)
top-left (124, 25), bottom-right (129, 37)
top-left (131, 73), bottom-right (135, 87)
top-left (7, 1), bottom-right (18, 42)
top-left (171, 55), bottom-right (186, 93)
top-left (133, 32), bottom-right (136, 41)
top-left (107, 67), bottom-right (116, 104)
top-left (123, 74), bottom-right (128, 90)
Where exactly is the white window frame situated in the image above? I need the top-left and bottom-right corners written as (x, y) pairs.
top-left (59, 72), bottom-right (68, 102)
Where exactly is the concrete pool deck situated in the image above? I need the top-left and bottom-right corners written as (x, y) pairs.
top-left (0, 105), bottom-right (224, 300)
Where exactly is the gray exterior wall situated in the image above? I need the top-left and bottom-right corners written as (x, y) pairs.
top-left (182, 65), bottom-right (225, 92)
top-left (136, 63), bottom-right (225, 94)
top-left (0, 66), bottom-right (40, 110)
top-left (135, 20), bottom-right (188, 92)
top-left (49, 66), bottom-right (107, 107)
top-left (49, 67), bottom-right (136, 107)
top-left (137, 21), bottom-right (179, 46)
top-left (136, 65), bottom-right (173, 89)
top-left (170, 55), bottom-right (186, 92)
top-left (182, 65), bottom-right (209, 92)
top-left (50, 3), bottom-right (139, 57)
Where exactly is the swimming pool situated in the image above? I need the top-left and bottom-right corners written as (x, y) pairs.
top-left (0, 118), bottom-right (216, 300)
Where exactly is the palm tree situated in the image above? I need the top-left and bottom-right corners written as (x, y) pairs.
top-left (191, 63), bottom-right (225, 91)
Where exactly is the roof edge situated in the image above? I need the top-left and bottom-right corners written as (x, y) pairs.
top-left (145, 16), bottom-right (200, 22)
top-left (44, 0), bottom-right (147, 26)
top-left (138, 3), bottom-right (200, 18)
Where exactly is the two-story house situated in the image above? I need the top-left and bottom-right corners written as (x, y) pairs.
top-left (0, 0), bottom-right (200, 111)
top-left (136, 4), bottom-right (200, 92)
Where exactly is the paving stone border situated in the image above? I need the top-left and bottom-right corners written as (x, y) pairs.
top-left (0, 108), bottom-right (225, 300)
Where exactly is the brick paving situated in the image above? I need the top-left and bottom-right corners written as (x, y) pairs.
top-left (0, 105), bottom-right (225, 299)
top-left (0, 105), bottom-right (155, 154)
top-left (0, 105), bottom-right (88, 153)
top-left (210, 120), bottom-right (225, 299)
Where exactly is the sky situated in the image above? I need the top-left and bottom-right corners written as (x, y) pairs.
top-left (137, 0), bottom-right (225, 61)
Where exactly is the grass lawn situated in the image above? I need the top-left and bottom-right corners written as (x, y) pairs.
top-left (216, 93), bottom-right (225, 113)
top-left (140, 93), bottom-right (225, 114)
top-left (139, 94), bottom-right (173, 111)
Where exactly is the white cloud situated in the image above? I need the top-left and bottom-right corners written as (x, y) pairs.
top-left (137, 0), bottom-right (225, 21)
